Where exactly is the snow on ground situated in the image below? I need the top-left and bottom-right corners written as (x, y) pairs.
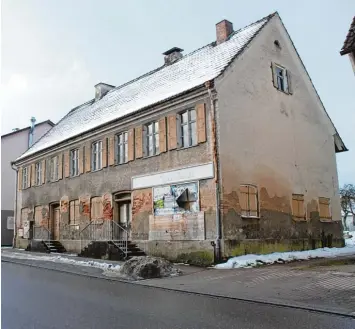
top-left (215, 246), bottom-right (355, 269)
top-left (345, 231), bottom-right (355, 247)
top-left (1, 251), bottom-right (121, 272)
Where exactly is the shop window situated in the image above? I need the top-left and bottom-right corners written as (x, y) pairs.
top-left (153, 182), bottom-right (199, 216)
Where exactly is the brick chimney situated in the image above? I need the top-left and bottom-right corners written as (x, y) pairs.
top-left (216, 19), bottom-right (233, 44)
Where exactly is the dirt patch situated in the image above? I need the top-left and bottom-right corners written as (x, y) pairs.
top-left (118, 256), bottom-right (182, 280)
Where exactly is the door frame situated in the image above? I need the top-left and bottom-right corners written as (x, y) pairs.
top-left (49, 202), bottom-right (60, 240)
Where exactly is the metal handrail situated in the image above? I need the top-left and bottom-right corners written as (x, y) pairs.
top-left (79, 219), bottom-right (129, 258)
top-left (33, 225), bottom-right (52, 241)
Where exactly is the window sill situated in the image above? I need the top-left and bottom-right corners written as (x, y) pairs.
top-left (319, 218), bottom-right (333, 223)
top-left (177, 143), bottom-right (200, 151)
top-left (241, 215), bottom-right (260, 220)
top-left (91, 168), bottom-right (103, 173)
top-left (115, 161), bottom-right (129, 166)
top-left (69, 174), bottom-right (80, 179)
top-left (292, 217), bottom-right (307, 222)
top-left (274, 86), bottom-right (291, 95)
top-left (142, 153), bottom-right (160, 160)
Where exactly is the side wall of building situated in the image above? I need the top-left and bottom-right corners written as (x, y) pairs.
top-left (215, 15), bottom-right (344, 256)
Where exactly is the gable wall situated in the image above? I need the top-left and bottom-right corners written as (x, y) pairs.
top-left (215, 15), bottom-right (343, 255)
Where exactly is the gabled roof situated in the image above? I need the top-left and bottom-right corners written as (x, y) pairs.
top-left (340, 16), bottom-right (355, 55)
top-left (17, 14), bottom-right (274, 161)
top-left (1, 120), bottom-right (55, 139)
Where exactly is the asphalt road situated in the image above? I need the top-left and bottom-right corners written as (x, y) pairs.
top-left (1, 262), bottom-right (354, 329)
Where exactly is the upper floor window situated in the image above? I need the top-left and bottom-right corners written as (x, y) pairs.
top-left (91, 141), bottom-right (102, 171)
top-left (50, 156), bottom-right (59, 181)
top-left (35, 162), bottom-right (42, 186)
top-left (145, 121), bottom-right (159, 156)
top-left (116, 132), bottom-right (128, 164)
top-left (22, 166), bottom-right (29, 189)
top-left (180, 109), bottom-right (197, 148)
top-left (271, 63), bottom-right (292, 94)
top-left (70, 149), bottom-right (79, 177)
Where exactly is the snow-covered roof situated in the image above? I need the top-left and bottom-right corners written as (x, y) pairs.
top-left (17, 15), bottom-right (272, 161)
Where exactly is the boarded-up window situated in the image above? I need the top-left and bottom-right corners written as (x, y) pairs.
top-left (319, 197), bottom-right (331, 221)
top-left (91, 197), bottom-right (103, 220)
top-left (292, 194), bottom-right (305, 220)
top-left (240, 185), bottom-right (258, 217)
top-left (21, 208), bottom-right (29, 227)
top-left (34, 206), bottom-right (42, 225)
top-left (196, 103), bottom-right (206, 143)
top-left (69, 200), bottom-right (80, 225)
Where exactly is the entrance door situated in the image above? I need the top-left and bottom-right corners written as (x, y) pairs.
top-left (53, 206), bottom-right (60, 240)
top-left (114, 192), bottom-right (132, 240)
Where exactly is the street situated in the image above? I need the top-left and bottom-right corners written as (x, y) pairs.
top-left (1, 262), bottom-right (354, 329)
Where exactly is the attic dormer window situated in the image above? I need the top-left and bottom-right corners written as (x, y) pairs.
top-left (271, 62), bottom-right (292, 94)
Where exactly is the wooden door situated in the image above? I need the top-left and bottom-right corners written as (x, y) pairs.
top-left (53, 207), bottom-right (60, 240)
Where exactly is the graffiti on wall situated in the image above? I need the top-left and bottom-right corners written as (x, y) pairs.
top-left (153, 182), bottom-right (199, 216)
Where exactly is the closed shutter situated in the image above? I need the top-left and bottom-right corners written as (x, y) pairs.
top-left (240, 185), bottom-right (249, 216)
top-left (319, 197), bottom-right (331, 220)
top-left (108, 135), bottom-right (115, 166)
top-left (168, 115), bottom-right (177, 150)
top-left (58, 154), bottom-right (63, 180)
top-left (27, 166), bottom-right (31, 187)
top-left (159, 117), bottom-right (167, 153)
top-left (128, 128), bottom-right (135, 161)
top-left (292, 194), bottom-right (305, 220)
top-left (196, 103), bottom-right (207, 143)
top-left (79, 146), bottom-right (84, 174)
top-left (41, 160), bottom-right (46, 184)
top-left (135, 126), bottom-right (143, 159)
top-left (64, 150), bottom-right (70, 178)
top-left (102, 138), bottom-right (107, 168)
top-left (18, 168), bottom-right (23, 190)
top-left (31, 164), bottom-right (36, 186)
top-left (248, 186), bottom-right (258, 217)
top-left (85, 143), bottom-right (91, 172)
top-left (271, 62), bottom-right (278, 89)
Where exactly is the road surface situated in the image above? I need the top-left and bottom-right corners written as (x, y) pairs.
top-left (2, 262), bottom-right (354, 329)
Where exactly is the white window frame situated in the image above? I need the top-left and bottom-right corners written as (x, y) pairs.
top-left (50, 156), bottom-right (59, 181)
top-left (70, 149), bottom-right (79, 177)
top-left (180, 109), bottom-right (197, 148)
top-left (145, 121), bottom-right (159, 156)
top-left (116, 132), bottom-right (128, 164)
top-left (22, 166), bottom-right (29, 189)
top-left (274, 64), bottom-right (289, 93)
top-left (35, 162), bottom-right (42, 186)
top-left (92, 141), bottom-right (102, 171)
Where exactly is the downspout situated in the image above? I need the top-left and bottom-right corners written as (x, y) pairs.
top-left (11, 162), bottom-right (18, 248)
top-left (205, 80), bottom-right (222, 262)
top-left (29, 117), bottom-right (36, 148)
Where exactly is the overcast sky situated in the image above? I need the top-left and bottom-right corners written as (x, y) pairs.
top-left (1, 0), bottom-right (354, 185)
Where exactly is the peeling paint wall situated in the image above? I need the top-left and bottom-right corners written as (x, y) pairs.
top-left (215, 15), bottom-right (343, 255)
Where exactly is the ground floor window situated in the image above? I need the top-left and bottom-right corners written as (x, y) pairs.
top-left (153, 182), bottom-right (199, 216)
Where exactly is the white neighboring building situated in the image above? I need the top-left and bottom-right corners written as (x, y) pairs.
top-left (344, 213), bottom-right (355, 232)
top-left (1, 119), bottom-right (54, 245)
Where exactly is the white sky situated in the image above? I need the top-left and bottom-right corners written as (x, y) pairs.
top-left (1, 0), bottom-right (354, 185)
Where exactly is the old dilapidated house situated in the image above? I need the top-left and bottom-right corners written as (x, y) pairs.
top-left (13, 12), bottom-right (347, 264)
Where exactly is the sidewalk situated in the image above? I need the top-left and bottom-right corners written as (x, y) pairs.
top-left (2, 248), bottom-right (355, 317)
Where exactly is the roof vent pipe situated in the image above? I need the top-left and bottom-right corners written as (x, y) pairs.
top-left (163, 47), bottom-right (184, 65)
top-left (28, 117), bottom-right (36, 148)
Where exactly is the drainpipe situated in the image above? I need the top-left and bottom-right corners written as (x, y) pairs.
top-left (11, 162), bottom-right (18, 248)
top-left (29, 117), bottom-right (36, 148)
top-left (205, 81), bottom-right (222, 262)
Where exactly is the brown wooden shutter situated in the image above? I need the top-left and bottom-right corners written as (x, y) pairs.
top-left (271, 62), bottom-right (278, 89)
top-left (41, 160), bottom-right (46, 184)
top-left (58, 154), bottom-right (63, 180)
top-left (102, 138), bottom-right (107, 168)
top-left (248, 186), bottom-right (258, 217)
top-left (239, 185), bottom-right (249, 216)
top-left (108, 136), bottom-right (115, 166)
top-left (79, 147), bottom-right (84, 174)
top-left (196, 103), bottom-right (206, 143)
top-left (135, 126), bottom-right (143, 159)
top-left (159, 117), bottom-right (167, 153)
top-left (85, 143), bottom-right (91, 172)
top-left (31, 164), bottom-right (35, 186)
top-left (292, 194), bottom-right (304, 219)
top-left (168, 115), bottom-right (177, 150)
top-left (63, 150), bottom-right (70, 178)
top-left (128, 128), bottom-right (135, 161)
top-left (319, 197), bottom-right (331, 220)
top-left (18, 168), bottom-right (23, 190)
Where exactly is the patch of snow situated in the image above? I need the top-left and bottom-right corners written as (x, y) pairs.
top-left (345, 231), bottom-right (355, 246)
top-left (215, 246), bottom-right (355, 269)
top-left (2, 251), bottom-right (120, 272)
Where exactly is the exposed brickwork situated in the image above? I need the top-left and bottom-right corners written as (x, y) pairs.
top-left (102, 193), bottom-right (113, 220)
top-left (131, 188), bottom-right (152, 240)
